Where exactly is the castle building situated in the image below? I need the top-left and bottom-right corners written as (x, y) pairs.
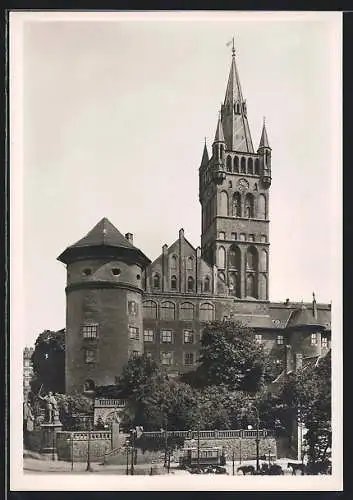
top-left (58, 46), bottom-right (331, 394)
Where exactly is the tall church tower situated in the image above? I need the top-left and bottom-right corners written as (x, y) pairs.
top-left (199, 43), bottom-right (271, 301)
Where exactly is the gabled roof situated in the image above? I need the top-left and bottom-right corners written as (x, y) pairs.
top-left (287, 305), bottom-right (325, 328)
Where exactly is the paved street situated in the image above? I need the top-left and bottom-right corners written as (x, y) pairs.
top-left (23, 455), bottom-right (298, 476)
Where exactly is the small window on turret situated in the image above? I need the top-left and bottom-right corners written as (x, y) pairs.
top-left (112, 268), bottom-right (121, 276)
top-left (83, 268), bottom-right (92, 276)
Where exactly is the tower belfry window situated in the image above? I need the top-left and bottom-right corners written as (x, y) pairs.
top-left (241, 157), bottom-right (246, 173)
top-left (232, 193), bottom-right (241, 217)
top-left (234, 156), bottom-right (239, 173)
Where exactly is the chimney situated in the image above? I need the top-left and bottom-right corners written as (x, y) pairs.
top-left (125, 233), bottom-right (133, 245)
top-left (285, 298), bottom-right (290, 306)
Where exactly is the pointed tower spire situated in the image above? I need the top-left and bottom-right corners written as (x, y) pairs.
top-left (201, 139), bottom-right (209, 167)
top-left (259, 117), bottom-right (271, 149)
top-left (312, 292), bottom-right (318, 320)
top-left (214, 111), bottom-right (225, 143)
top-left (221, 43), bottom-right (254, 153)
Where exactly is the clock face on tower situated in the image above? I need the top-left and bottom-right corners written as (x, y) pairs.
top-left (238, 178), bottom-right (249, 191)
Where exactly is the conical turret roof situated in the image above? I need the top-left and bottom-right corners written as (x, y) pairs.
top-left (201, 141), bottom-right (209, 166)
top-left (258, 120), bottom-right (271, 149)
top-left (57, 217), bottom-right (150, 266)
top-left (214, 114), bottom-right (225, 143)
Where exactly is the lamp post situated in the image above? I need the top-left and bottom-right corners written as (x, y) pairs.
top-left (197, 421), bottom-right (200, 468)
top-left (163, 417), bottom-right (168, 468)
top-left (86, 418), bottom-right (93, 472)
top-left (243, 403), bottom-right (260, 472)
top-left (130, 428), bottom-right (137, 476)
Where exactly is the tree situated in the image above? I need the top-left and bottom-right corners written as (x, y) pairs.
top-left (270, 351), bottom-right (331, 471)
top-left (186, 321), bottom-right (265, 391)
top-left (30, 329), bottom-right (65, 394)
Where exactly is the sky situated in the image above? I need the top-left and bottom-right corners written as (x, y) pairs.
top-left (10, 12), bottom-right (342, 347)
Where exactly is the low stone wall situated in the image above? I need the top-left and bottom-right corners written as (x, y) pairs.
top-left (56, 431), bottom-right (112, 462)
top-left (25, 429), bottom-right (43, 452)
top-left (183, 437), bottom-right (277, 462)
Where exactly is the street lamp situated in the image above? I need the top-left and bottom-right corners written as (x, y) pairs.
top-left (243, 404), bottom-right (260, 472)
top-left (86, 418), bottom-right (93, 472)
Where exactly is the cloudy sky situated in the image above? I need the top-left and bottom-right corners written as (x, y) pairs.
top-left (10, 12), bottom-right (341, 346)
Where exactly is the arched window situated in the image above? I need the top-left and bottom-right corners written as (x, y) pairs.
top-left (247, 246), bottom-right (258, 271)
top-left (229, 272), bottom-right (240, 297)
top-left (204, 276), bottom-right (210, 292)
top-left (143, 300), bottom-right (158, 319)
top-left (170, 255), bottom-right (178, 270)
top-left (219, 191), bottom-right (228, 216)
top-left (180, 302), bottom-right (194, 320)
top-left (219, 271), bottom-right (226, 281)
top-left (255, 158), bottom-right (260, 175)
top-left (218, 246), bottom-right (226, 269)
top-left (234, 156), bottom-right (239, 173)
top-left (246, 274), bottom-right (257, 298)
top-left (240, 157), bottom-right (246, 173)
top-left (171, 275), bottom-right (177, 290)
top-left (186, 257), bottom-right (193, 271)
top-left (260, 273), bottom-right (267, 300)
top-left (226, 155), bottom-right (232, 172)
top-left (260, 249), bottom-right (268, 272)
top-left (258, 194), bottom-right (267, 219)
top-left (229, 244), bottom-right (241, 269)
top-left (153, 273), bottom-right (160, 289)
top-left (248, 158), bottom-right (254, 175)
top-left (218, 231), bottom-right (225, 240)
top-left (232, 192), bottom-right (241, 217)
top-left (245, 193), bottom-right (254, 218)
top-left (84, 379), bottom-right (95, 392)
top-left (187, 276), bottom-right (194, 292)
top-left (200, 303), bottom-right (214, 322)
top-left (235, 102), bottom-right (240, 114)
top-left (160, 301), bottom-right (175, 320)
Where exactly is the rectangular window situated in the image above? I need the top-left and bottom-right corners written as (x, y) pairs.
top-left (128, 301), bottom-right (138, 315)
top-left (129, 350), bottom-right (140, 359)
top-left (248, 234), bottom-right (255, 242)
top-left (143, 329), bottom-right (154, 342)
top-left (311, 333), bottom-right (317, 346)
top-left (219, 232), bottom-right (225, 240)
top-left (260, 235), bottom-right (267, 243)
top-left (161, 351), bottom-right (173, 365)
top-left (322, 337), bottom-right (328, 349)
top-left (82, 324), bottom-right (98, 339)
top-left (255, 334), bottom-right (262, 343)
top-left (183, 330), bottom-right (194, 344)
top-left (129, 326), bottom-right (139, 340)
top-left (239, 233), bottom-right (246, 241)
top-left (184, 352), bottom-right (195, 366)
top-left (24, 360), bottom-right (29, 367)
top-left (276, 335), bottom-right (284, 345)
top-left (145, 351), bottom-right (153, 358)
top-left (231, 232), bottom-right (237, 240)
top-left (84, 349), bottom-right (96, 363)
top-left (161, 330), bottom-right (173, 344)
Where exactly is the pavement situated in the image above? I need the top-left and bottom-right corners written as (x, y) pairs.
top-left (23, 453), bottom-right (298, 475)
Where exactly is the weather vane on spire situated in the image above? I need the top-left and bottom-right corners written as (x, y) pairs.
top-left (226, 37), bottom-right (236, 57)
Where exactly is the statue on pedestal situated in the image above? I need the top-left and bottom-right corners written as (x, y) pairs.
top-left (38, 387), bottom-right (60, 424)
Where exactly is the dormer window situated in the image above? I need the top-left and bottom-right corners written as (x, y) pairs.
top-left (83, 268), bottom-right (92, 276)
top-left (112, 268), bottom-right (121, 276)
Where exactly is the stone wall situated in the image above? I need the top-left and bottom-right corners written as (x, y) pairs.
top-left (184, 437), bottom-right (277, 462)
top-left (56, 431), bottom-right (111, 462)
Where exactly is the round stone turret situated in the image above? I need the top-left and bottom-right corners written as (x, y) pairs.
top-left (57, 218), bottom-right (150, 394)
